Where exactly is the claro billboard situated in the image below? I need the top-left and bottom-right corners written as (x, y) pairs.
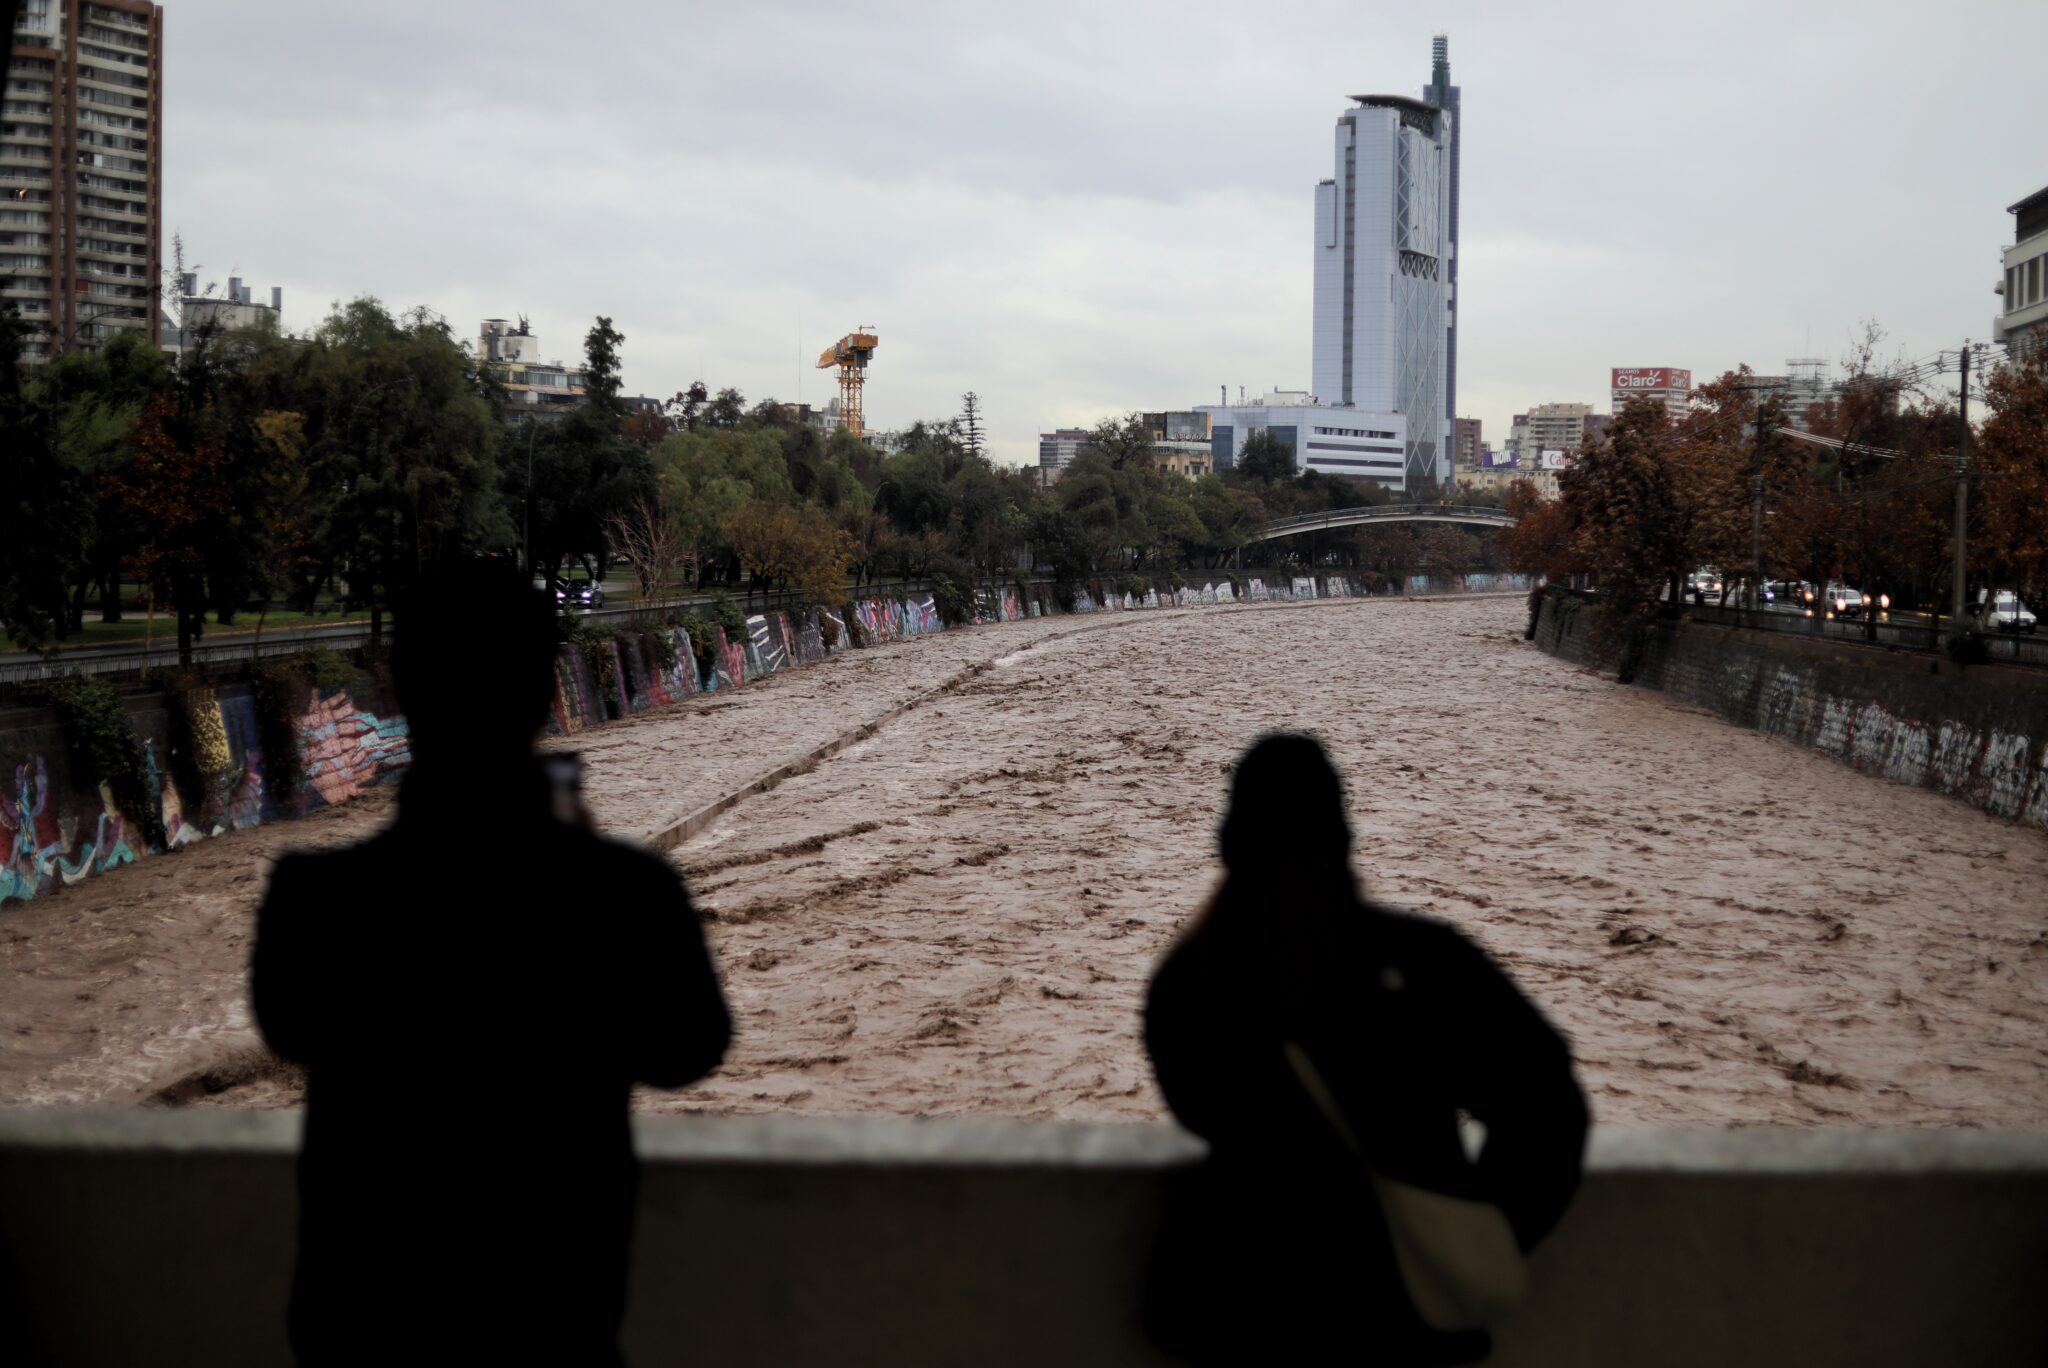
top-left (1611, 367), bottom-right (1692, 392)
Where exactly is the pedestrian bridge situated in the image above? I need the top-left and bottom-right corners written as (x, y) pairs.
top-left (1252, 502), bottom-right (1517, 542)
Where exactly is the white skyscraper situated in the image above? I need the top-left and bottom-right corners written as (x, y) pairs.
top-left (1311, 40), bottom-right (1458, 489)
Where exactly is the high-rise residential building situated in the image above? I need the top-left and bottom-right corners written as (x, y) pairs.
top-left (1037, 428), bottom-right (1091, 476)
top-left (1311, 38), bottom-right (1457, 490)
top-left (1453, 417), bottom-right (1482, 469)
top-left (1995, 183), bottom-right (2048, 358)
top-left (3, 0), bottom-right (163, 362)
top-left (1746, 359), bottom-right (1831, 431)
top-left (1507, 403), bottom-right (1595, 463)
top-left (1610, 368), bottom-right (1692, 424)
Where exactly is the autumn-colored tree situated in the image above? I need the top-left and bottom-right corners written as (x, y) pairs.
top-left (1497, 479), bottom-right (1583, 583)
top-left (1970, 338), bottom-right (2048, 605)
top-left (605, 486), bottom-right (694, 599)
top-left (722, 499), bottom-right (854, 604)
top-left (1557, 396), bottom-right (1684, 678)
top-left (106, 393), bottom-right (235, 665)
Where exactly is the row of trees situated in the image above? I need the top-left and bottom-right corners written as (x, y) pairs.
top-left (2, 296), bottom-right (1507, 664)
top-left (1500, 328), bottom-right (2048, 669)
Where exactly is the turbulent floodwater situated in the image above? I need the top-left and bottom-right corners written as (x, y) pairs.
top-left (5, 595), bottom-right (2046, 1125)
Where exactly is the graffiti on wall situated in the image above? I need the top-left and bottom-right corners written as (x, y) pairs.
top-left (0, 683), bottom-right (412, 907)
top-left (0, 757), bottom-right (139, 903)
top-left (296, 691), bottom-right (412, 812)
top-left (747, 615), bottom-right (787, 677)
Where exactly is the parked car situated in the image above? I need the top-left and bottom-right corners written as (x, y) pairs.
top-left (1984, 589), bottom-right (2037, 633)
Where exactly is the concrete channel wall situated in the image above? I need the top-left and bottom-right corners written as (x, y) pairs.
top-left (1, 1110), bottom-right (2044, 1367)
top-left (1533, 590), bottom-right (2048, 831)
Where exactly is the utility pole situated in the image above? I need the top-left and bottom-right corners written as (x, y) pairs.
top-left (1951, 343), bottom-right (1971, 629)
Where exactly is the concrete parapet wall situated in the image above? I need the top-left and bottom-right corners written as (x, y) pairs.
top-left (1533, 591), bottom-right (2048, 830)
top-left (2, 1109), bottom-right (2044, 1367)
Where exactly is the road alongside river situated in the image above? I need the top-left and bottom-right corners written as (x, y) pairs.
top-left (4, 594), bottom-right (2045, 1126)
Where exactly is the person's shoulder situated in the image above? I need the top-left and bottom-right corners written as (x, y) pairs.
top-left (578, 830), bottom-right (692, 893)
top-left (1367, 902), bottom-right (1494, 972)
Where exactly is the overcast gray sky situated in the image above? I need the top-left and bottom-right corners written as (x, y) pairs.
top-left (165, 0), bottom-right (2046, 466)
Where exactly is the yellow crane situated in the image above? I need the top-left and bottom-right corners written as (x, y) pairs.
top-left (815, 329), bottom-right (878, 438)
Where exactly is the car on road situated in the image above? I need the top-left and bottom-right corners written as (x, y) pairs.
top-left (1985, 590), bottom-right (2037, 633)
top-left (535, 576), bottom-right (605, 610)
top-left (1824, 583), bottom-right (1868, 619)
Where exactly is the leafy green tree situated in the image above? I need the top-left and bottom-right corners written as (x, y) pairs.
top-left (1080, 413), bottom-right (1155, 471)
top-left (516, 316), bottom-right (656, 585)
top-left (655, 426), bottom-right (795, 586)
top-left (292, 300), bottom-right (511, 640)
top-left (32, 329), bottom-right (175, 627)
top-left (1234, 428), bottom-right (1296, 485)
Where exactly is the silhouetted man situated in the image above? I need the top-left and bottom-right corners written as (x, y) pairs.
top-left (1145, 734), bottom-right (1587, 1365)
top-left (252, 562), bottom-right (730, 1365)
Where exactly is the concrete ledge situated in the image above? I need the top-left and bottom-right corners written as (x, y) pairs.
top-left (5, 1110), bottom-right (2047, 1366)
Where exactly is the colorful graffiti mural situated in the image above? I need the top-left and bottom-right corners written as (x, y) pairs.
top-left (0, 757), bottom-right (140, 904)
top-left (296, 691), bottom-right (412, 813)
top-left (0, 683), bottom-right (412, 907)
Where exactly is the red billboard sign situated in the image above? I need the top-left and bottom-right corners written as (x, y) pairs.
top-left (1611, 367), bottom-right (1691, 392)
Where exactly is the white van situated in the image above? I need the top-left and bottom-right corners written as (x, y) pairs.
top-left (1984, 590), bottom-right (2038, 634)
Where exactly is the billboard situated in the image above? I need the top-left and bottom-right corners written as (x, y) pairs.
top-left (1611, 367), bottom-right (1692, 392)
top-left (1538, 449), bottom-right (1570, 470)
top-left (1481, 447), bottom-right (1518, 469)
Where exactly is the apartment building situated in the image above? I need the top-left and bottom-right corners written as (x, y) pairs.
top-left (1996, 183), bottom-right (2048, 357)
top-left (479, 317), bottom-right (587, 415)
top-left (3, 0), bottom-right (163, 361)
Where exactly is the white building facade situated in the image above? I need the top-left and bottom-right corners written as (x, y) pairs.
top-left (1310, 81), bottom-right (1455, 490)
top-left (1996, 184), bottom-right (2048, 357)
top-left (1037, 428), bottom-right (1090, 476)
top-left (1197, 393), bottom-right (1407, 487)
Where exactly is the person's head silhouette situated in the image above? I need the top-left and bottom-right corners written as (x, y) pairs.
top-left (393, 558), bottom-right (562, 768)
top-left (1217, 732), bottom-right (1351, 875)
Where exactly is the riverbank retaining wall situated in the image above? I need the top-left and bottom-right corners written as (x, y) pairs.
top-left (0, 573), bottom-right (1449, 906)
top-left (1533, 589), bottom-right (2048, 830)
top-left (2, 1109), bottom-right (2043, 1367)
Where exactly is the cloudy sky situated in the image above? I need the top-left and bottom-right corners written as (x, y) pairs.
top-left (165, 0), bottom-right (2046, 466)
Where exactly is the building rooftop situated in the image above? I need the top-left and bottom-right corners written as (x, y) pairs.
top-left (2009, 183), bottom-right (2048, 243)
top-left (1347, 93), bottom-right (1437, 118)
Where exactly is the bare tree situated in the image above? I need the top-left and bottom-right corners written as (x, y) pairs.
top-left (605, 492), bottom-right (692, 600)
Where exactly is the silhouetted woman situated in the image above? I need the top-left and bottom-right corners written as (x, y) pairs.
top-left (1145, 733), bottom-right (1587, 1365)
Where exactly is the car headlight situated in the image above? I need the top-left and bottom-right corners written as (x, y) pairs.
top-left (1879, 594), bottom-right (1891, 609)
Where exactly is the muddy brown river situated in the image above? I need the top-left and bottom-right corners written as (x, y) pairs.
top-left (4, 595), bottom-right (2045, 1125)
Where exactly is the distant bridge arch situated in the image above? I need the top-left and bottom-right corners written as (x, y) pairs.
top-left (1250, 503), bottom-right (1517, 543)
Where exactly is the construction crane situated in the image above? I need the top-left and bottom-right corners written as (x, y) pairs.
top-left (815, 328), bottom-right (878, 439)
